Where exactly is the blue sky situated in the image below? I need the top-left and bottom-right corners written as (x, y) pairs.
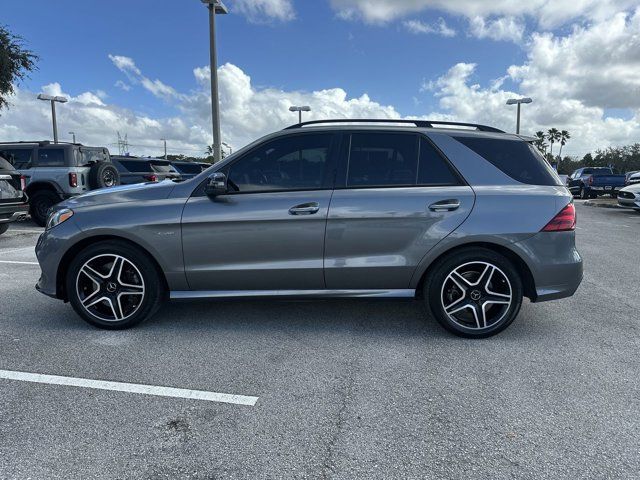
top-left (1, 0), bottom-right (639, 157)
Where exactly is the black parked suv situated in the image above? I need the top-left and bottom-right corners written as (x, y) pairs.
top-left (0, 142), bottom-right (120, 226)
top-left (171, 160), bottom-right (211, 180)
top-left (111, 156), bottom-right (182, 184)
top-left (0, 153), bottom-right (29, 235)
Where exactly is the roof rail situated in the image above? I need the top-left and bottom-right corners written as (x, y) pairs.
top-left (284, 119), bottom-right (505, 133)
top-left (0, 140), bottom-right (83, 146)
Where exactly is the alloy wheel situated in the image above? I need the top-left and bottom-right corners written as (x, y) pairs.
top-left (75, 254), bottom-right (145, 322)
top-left (440, 261), bottom-right (513, 330)
top-left (103, 169), bottom-right (116, 187)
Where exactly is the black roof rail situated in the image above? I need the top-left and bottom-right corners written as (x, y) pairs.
top-left (283, 118), bottom-right (505, 133)
top-left (0, 140), bottom-right (83, 146)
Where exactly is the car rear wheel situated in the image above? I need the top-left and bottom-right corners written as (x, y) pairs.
top-left (29, 190), bottom-right (60, 227)
top-left (579, 186), bottom-right (589, 199)
top-left (424, 248), bottom-right (523, 338)
top-left (66, 241), bottom-right (163, 329)
top-left (0, 224), bottom-right (8, 235)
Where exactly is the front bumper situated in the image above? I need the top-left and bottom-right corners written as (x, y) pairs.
top-left (513, 231), bottom-right (583, 303)
top-left (617, 196), bottom-right (640, 209)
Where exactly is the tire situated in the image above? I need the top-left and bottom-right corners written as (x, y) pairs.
top-left (0, 223), bottom-right (9, 235)
top-left (88, 162), bottom-right (120, 189)
top-left (579, 186), bottom-right (589, 199)
top-left (424, 247), bottom-right (524, 338)
top-left (29, 190), bottom-right (61, 227)
top-left (65, 240), bottom-right (164, 329)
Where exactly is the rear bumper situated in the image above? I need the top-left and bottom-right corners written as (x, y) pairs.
top-left (0, 202), bottom-right (29, 224)
top-left (512, 231), bottom-right (583, 303)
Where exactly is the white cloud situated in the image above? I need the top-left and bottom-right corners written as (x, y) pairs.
top-left (231, 0), bottom-right (295, 23)
top-left (329, 0), bottom-right (640, 28)
top-left (468, 16), bottom-right (524, 42)
top-left (403, 18), bottom-right (456, 37)
top-left (114, 80), bottom-right (131, 92)
top-left (108, 54), bottom-right (179, 100)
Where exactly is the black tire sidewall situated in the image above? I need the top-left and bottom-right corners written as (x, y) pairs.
top-left (89, 163), bottom-right (120, 189)
top-left (0, 223), bottom-right (9, 235)
top-left (425, 248), bottom-right (524, 338)
top-left (65, 241), bottom-right (162, 329)
top-left (29, 190), bottom-right (60, 227)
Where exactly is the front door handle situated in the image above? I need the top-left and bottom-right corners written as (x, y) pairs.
top-left (289, 202), bottom-right (320, 215)
top-left (429, 199), bottom-right (461, 212)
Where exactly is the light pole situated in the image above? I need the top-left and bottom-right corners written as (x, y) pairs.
top-left (201, 0), bottom-right (228, 163)
top-left (69, 131), bottom-right (76, 143)
top-left (161, 138), bottom-right (167, 159)
top-left (289, 105), bottom-right (311, 124)
top-left (37, 94), bottom-right (68, 143)
top-left (506, 97), bottom-right (532, 134)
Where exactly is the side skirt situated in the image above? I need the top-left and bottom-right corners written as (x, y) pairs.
top-left (170, 289), bottom-right (416, 300)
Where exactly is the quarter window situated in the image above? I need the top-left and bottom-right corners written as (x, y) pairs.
top-left (1, 149), bottom-right (33, 169)
top-left (227, 134), bottom-right (334, 193)
top-left (346, 133), bottom-right (418, 187)
top-left (417, 138), bottom-right (461, 185)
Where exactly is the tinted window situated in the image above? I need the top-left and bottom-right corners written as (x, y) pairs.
top-left (37, 148), bottom-right (65, 167)
top-left (453, 136), bottom-right (562, 186)
top-left (347, 133), bottom-right (418, 187)
top-left (173, 163), bottom-right (203, 174)
top-left (78, 148), bottom-right (109, 166)
top-left (151, 162), bottom-right (177, 173)
top-left (117, 160), bottom-right (152, 172)
top-left (418, 138), bottom-right (461, 185)
top-left (228, 134), bottom-right (333, 193)
top-left (0, 148), bottom-right (33, 169)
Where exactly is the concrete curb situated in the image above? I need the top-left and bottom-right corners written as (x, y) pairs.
top-left (583, 200), bottom-right (622, 209)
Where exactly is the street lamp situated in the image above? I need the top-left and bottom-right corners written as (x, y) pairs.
top-left (160, 138), bottom-right (167, 159)
top-left (37, 94), bottom-right (68, 144)
top-left (289, 105), bottom-right (311, 124)
top-left (68, 131), bottom-right (76, 143)
top-left (506, 97), bottom-right (532, 134)
top-left (201, 0), bottom-right (228, 163)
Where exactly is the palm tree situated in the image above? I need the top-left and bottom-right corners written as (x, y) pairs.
top-left (533, 131), bottom-right (547, 154)
top-left (205, 145), bottom-right (213, 156)
top-left (558, 130), bottom-right (571, 159)
top-left (547, 128), bottom-right (561, 156)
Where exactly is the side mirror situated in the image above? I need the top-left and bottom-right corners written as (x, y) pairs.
top-left (205, 172), bottom-right (228, 196)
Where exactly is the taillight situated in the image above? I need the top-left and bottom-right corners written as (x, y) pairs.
top-left (145, 174), bottom-right (158, 182)
top-left (542, 203), bottom-right (576, 232)
top-left (20, 175), bottom-right (26, 191)
top-left (69, 172), bottom-right (78, 187)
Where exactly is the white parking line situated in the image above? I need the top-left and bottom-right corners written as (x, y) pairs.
top-left (0, 260), bottom-right (39, 265)
top-left (0, 246), bottom-right (35, 255)
top-left (0, 369), bottom-right (259, 406)
top-left (8, 229), bottom-right (43, 234)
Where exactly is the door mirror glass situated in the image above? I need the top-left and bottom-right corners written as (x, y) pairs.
top-left (205, 172), bottom-right (228, 196)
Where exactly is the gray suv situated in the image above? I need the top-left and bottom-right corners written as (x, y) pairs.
top-left (35, 120), bottom-right (583, 338)
top-left (0, 141), bottom-right (119, 226)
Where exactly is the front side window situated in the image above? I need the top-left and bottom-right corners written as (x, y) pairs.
top-left (346, 133), bottom-right (418, 187)
top-left (37, 148), bottom-right (65, 167)
top-left (227, 134), bottom-right (334, 193)
top-left (0, 148), bottom-right (33, 169)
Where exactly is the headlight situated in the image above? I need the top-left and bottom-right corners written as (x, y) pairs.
top-left (46, 208), bottom-right (74, 230)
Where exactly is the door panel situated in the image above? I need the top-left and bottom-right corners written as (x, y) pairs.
top-left (324, 186), bottom-right (474, 289)
top-left (182, 190), bottom-right (332, 291)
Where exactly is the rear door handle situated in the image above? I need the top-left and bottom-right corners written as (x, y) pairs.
top-left (289, 202), bottom-right (320, 215)
top-left (429, 199), bottom-right (461, 212)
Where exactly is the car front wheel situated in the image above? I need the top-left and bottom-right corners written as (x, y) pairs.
top-left (424, 248), bottom-right (524, 338)
top-left (65, 241), bottom-right (163, 329)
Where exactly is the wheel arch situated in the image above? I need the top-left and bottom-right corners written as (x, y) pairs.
top-left (55, 234), bottom-right (169, 301)
top-left (413, 241), bottom-right (537, 301)
top-left (25, 181), bottom-right (64, 198)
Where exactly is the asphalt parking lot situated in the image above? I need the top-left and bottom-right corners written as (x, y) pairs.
top-left (0, 201), bottom-right (639, 479)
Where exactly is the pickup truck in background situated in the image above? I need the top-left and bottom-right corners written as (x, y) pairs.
top-left (566, 167), bottom-right (627, 199)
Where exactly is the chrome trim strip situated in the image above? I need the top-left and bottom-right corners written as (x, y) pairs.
top-left (170, 289), bottom-right (415, 300)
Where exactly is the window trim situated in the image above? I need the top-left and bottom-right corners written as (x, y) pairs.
top-left (335, 130), bottom-right (466, 190)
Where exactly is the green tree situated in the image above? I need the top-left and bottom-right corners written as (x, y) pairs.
top-left (547, 128), bottom-right (561, 157)
top-left (558, 130), bottom-right (571, 158)
top-left (0, 25), bottom-right (38, 113)
top-left (533, 130), bottom-right (547, 154)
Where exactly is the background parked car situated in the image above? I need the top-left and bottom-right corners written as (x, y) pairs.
top-left (617, 184), bottom-right (640, 210)
top-left (111, 156), bottom-right (182, 185)
top-left (626, 171), bottom-right (640, 186)
top-left (0, 153), bottom-right (29, 235)
top-left (171, 160), bottom-right (210, 180)
top-left (0, 141), bottom-right (119, 226)
top-left (566, 167), bottom-right (626, 199)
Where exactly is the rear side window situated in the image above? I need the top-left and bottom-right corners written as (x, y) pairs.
top-left (347, 133), bottom-right (418, 187)
top-left (37, 148), bottom-right (65, 167)
top-left (453, 136), bottom-right (562, 186)
top-left (418, 138), bottom-right (461, 185)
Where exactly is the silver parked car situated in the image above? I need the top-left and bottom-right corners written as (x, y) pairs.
top-left (617, 184), bottom-right (640, 210)
top-left (35, 120), bottom-right (583, 338)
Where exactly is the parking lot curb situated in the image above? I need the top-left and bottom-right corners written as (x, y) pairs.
top-left (583, 200), bottom-right (622, 209)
